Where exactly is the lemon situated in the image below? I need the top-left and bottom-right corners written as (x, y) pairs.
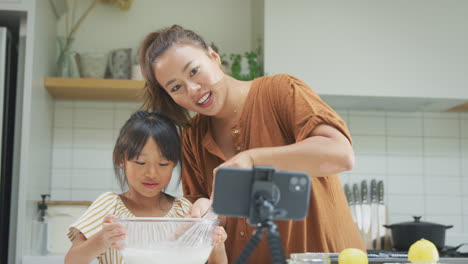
top-left (338, 248), bottom-right (368, 264)
top-left (408, 239), bottom-right (439, 263)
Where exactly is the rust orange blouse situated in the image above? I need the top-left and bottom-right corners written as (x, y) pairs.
top-left (181, 74), bottom-right (364, 263)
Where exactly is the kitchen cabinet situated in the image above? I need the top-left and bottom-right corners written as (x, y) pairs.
top-left (264, 0), bottom-right (468, 111)
top-left (44, 77), bottom-right (145, 101)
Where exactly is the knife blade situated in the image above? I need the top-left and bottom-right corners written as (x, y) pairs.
top-left (378, 180), bottom-right (386, 249)
top-left (344, 184), bottom-right (357, 225)
top-left (353, 183), bottom-right (363, 233)
top-left (361, 180), bottom-right (372, 249)
top-left (370, 179), bottom-right (379, 249)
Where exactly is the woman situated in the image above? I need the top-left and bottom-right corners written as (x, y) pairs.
top-left (139, 25), bottom-right (364, 263)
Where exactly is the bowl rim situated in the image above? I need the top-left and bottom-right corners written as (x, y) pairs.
top-left (116, 217), bottom-right (219, 224)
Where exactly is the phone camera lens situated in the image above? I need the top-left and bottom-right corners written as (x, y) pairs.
top-left (290, 177), bottom-right (299, 185)
top-left (299, 177), bottom-right (307, 186)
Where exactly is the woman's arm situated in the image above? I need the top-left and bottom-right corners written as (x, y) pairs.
top-left (217, 124), bottom-right (354, 178)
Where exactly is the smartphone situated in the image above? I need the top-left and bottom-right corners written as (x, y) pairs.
top-left (212, 166), bottom-right (311, 223)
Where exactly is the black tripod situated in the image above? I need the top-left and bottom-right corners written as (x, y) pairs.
top-left (235, 195), bottom-right (287, 264)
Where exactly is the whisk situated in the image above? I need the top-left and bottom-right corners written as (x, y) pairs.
top-left (175, 209), bottom-right (218, 247)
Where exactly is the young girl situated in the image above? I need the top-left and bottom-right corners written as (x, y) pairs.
top-left (65, 111), bottom-right (227, 264)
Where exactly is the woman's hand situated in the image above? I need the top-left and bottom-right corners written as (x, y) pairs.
top-left (188, 197), bottom-right (213, 218)
top-left (91, 214), bottom-right (126, 251)
top-left (214, 149), bottom-right (255, 173)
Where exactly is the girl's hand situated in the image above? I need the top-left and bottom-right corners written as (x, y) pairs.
top-left (213, 226), bottom-right (227, 248)
top-left (93, 214), bottom-right (126, 250)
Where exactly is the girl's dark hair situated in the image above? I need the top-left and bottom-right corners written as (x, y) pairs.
top-left (113, 111), bottom-right (180, 191)
top-left (139, 24), bottom-right (210, 128)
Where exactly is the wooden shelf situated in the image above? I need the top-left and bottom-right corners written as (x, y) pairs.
top-left (448, 102), bottom-right (468, 111)
top-left (45, 77), bottom-right (145, 101)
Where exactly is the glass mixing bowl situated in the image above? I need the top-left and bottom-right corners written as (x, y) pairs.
top-left (117, 217), bottom-right (219, 264)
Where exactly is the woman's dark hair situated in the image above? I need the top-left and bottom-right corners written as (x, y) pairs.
top-left (113, 111), bottom-right (181, 191)
top-left (139, 24), bottom-right (210, 128)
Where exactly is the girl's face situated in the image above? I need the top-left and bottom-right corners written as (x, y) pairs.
top-left (153, 44), bottom-right (226, 116)
top-left (121, 137), bottom-right (175, 198)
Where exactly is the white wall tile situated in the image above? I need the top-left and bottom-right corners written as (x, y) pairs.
top-left (51, 189), bottom-right (71, 201)
top-left (423, 157), bottom-right (461, 177)
top-left (463, 157), bottom-right (468, 177)
top-left (73, 129), bottom-right (115, 149)
top-left (387, 137), bottom-right (423, 156)
top-left (352, 136), bottom-right (386, 154)
top-left (424, 215), bottom-right (463, 235)
top-left (424, 138), bottom-right (460, 156)
top-left (54, 99), bottom-right (74, 109)
top-left (72, 169), bottom-right (113, 190)
top-left (388, 195), bottom-right (425, 215)
top-left (388, 176), bottom-right (424, 195)
top-left (387, 117), bottom-right (422, 137)
top-left (75, 100), bottom-right (114, 109)
top-left (54, 108), bottom-right (73, 128)
top-left (462, 139), bottom-right (468, 158)
top-left (73, 108), bottom-right (114, 128)
top-left (425, 177), bottom-right (461, 196)
top-left (426, 196), bottom-right (461, 215)
top-left (386, 112), bottom-right (423, 118)
top-left (462, 178), bottom-right (468, 196)
top-left (387, 156), bottom-right (423, 175)
top-left (352, 154), bottom-right (386, 174)
top-left (462, 120), bottom-right (468, 139)
top-left (52, 128), bottom-right (73, 149)
top-left (423, 112), bottom-right (460, 119)
top-left (462, 197), bottom-right (468, 215)
top-left (115, 109), bottom-right (136, 129)
top-left (349, 116), bottom-right (386, 136)
top-left (423, 118), bottom-right (460, 138)
top-left (52, 148), bottom-right (72, 169)
top-left (73, 149), bottom-right (113, 169)
top-left (71, 190), bottom-right (107, 201)
top-left (114, 101), bottom-right (140, 109)
top-left (389, 214), bottom-right (415, 225)
top-left (51, 169), bottom-right (72, 189)
top-left (348, 111), bottom-right (386, 117)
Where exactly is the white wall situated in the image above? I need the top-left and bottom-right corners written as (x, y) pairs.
top-left (57, 0), bottom-right (254, 60)
top-left (264, 0), bottom-right (468, 100)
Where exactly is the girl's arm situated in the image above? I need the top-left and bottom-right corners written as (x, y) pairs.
top-left (64, 215), bottom-right (126, 264)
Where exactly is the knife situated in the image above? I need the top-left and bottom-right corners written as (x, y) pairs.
top-left (378, 180), bottom-right (386, 249)
top-left (370, 179), bottom-right (379, 249)
top-left (361, 180), bottom-right (372, 249)
top-left (344, 184), bottom-right (357, 225)
top-left (353, 183), bottom-right (362, 233)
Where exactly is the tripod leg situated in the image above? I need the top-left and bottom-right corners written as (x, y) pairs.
top-left (235, 228), bottom-right (264, 264)
top-left (266, 225), bottom-right (287, 264)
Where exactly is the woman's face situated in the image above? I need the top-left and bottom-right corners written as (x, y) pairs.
top-left (122, 137), bottom-right (175, 198)
top-left (153, 44), bottom-right (226, 116)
